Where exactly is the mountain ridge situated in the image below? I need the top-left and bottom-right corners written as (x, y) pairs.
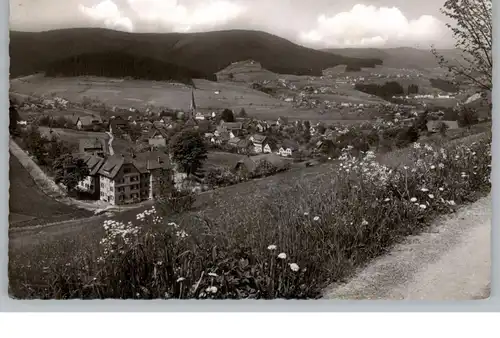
top-left (9, 28), bottom-right (383, 80)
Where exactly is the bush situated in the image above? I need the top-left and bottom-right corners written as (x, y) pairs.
top-left (17, 133), bottom-right (491, 299)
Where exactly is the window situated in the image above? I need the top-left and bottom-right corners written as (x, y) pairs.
top-left (124, 168), bottom-right (131, 174)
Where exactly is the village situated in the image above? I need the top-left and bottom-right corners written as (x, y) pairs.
top-left (11, 81), bottom-right (481, 209)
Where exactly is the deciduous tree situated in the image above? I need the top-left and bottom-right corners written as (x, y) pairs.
top-left (53, 154), bottom-right (90, 192)
top-left (169, 129), bottom-right (208, 176)
top-left (432, 0), bottom-right (492, 91)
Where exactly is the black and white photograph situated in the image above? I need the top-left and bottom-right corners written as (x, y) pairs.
top-left (7, 0), bottom-right (492, 300)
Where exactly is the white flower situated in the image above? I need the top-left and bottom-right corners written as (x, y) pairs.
top-left (267, 244), bottom-right (277, 251)
top-left (361, 219), bottom-right (369, 226)
top-left (428, 194), bottom-right (435, 199)
top-left (447, 200), bottom-right (456, 206)
top-left (278, 253), bottom-right (287, 259)
top-left (205, 286), bottom-right (218, 294)
top-left (420, 188), bottom-right (429, 192)
top-left (430, 165), bottom-right (435, 170)
top-left (439, 187), bottom-right (444, 191)
top-left (438, 163), bottom-right (445, 169)
top-left (419, 204), bottom-right (427, 209)
top-left (403, 166), bottom-right (409, 170)
top-left (289, 263), bottom-right (300, 272)
top-left (410, 197), bottom-right (418, 202)
top-left (176, 277), bottom-right (185, 282)
top-left (384, 198), bottom-right (390, 202)
top-left (208, 272), bottom-right (218, 277)
top-left (303, 212), bottom-right (309, 216)
top-left (313, 216), bottom-right (320, 221)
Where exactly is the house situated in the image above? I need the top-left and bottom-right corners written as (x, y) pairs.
top-left (211, 131), bottom-right (231, 145)
top-left (79, 138), bottom-right (107, 157)
top-left (109, 116), bottom-right (128, 133)
top-left (219, 121), bottom-right (243, 136)
top-left (236, 138), bottom-right (253, 155)
top-left (97, 152), bottom-right (172, 205)
top-left (69, 114), bottom-right (103, 130)
top-left (148, 128), bottom-right (168, 148)
top-left (249, 134), bottom-right (269, 154)
top-left (256, 122), bottom-right (267, 133)
top-left (278, 140), bottom-right (299, 157)
top-left (227, 137), bottom-right (241, 148)
top-left (276, 116), bottom-right (288, 126)
top-left (76, 154), bottom-right (106, 196)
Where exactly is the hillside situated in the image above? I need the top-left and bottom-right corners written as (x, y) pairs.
top-left (43, 51), bottom-right (212, 84)
top-left (10, 28), bottom-right (382, 79)
top-left (323, 47), bottom-right (464, 70)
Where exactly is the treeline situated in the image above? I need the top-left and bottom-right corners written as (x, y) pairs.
top-left (44, 52), bottom-right (216, 84)
top-left (430, 78), bottom-right (459, 92)
top-left (354, 81), bottom-right (405, 100)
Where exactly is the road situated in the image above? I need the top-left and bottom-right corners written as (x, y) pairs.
top-left (324, 194), bottom-right (491, 300)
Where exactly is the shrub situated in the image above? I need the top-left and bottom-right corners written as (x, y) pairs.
top-left (17, 132), bottom-right (491, 299)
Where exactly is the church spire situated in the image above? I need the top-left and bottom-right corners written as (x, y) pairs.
top-left (189, 89), bottom-right (197, 115)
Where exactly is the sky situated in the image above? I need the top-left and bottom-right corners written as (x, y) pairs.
top-left (9, 0), bottom-right (455, 48)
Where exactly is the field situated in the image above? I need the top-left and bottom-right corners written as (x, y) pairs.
top-left (10, 71), bottom-right (387, 123)
top-left (9, 155), bottom-right (92, 228)
top-left (38, 127), bottom-right (132, 154)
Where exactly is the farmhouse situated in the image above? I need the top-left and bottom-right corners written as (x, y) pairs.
top-left (219, 121), bottom-right (243, 136)
top-left (97, 151), bottom-right (171, 205)
top-left (278, 140), bottom-right (299, 157)
top-left (69, 114), bottom-right (103, 130)
top-left (249, 134), bottom-right (275, 154)
top-left (109, 117), bottom-right (128, 133)
top-left (76, 154), bottom-right (106, 196)
top-left (147, 128), bottom-right (168, 148)
top-left (79, 138), bottom-right (107, 157)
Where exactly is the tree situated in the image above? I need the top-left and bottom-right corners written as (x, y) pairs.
top-left (53, 154), bottom-right (90, 193)
top-left (23, 125), bottom-right (49, 165)
top-left (221, 109), bottom-right (235, 122)
top-left (457, 106), bottom-right (479, 128)
top-left (432, 0), bottom-right (492, 91)
top-left (437, 121), bottom-right (450, 136)
top-left (238, 108), bottom-right (247, 118)
top-left (169, 129), bottom-right (208, 176)
top-left (154, 168), bottom-right (196, 215)
top-left (9, 99), bottom-right (20, 136)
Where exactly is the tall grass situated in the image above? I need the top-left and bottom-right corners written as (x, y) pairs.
top-left (19, 132), bottom-right (491, 299)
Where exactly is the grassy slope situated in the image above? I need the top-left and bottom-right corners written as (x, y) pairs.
top-left (10, 28), bottom-right (381, 80)
top-left (9, 155), bottom-right (92, 228)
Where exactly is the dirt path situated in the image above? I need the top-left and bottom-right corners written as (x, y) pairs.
top-left (324, 194), bottom-right (491, 300)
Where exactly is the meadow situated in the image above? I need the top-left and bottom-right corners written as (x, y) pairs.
top-left (8, 128), bottom-right (491, 299)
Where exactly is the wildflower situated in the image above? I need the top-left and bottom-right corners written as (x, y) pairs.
top-left (313, 216), bottom-right (320, 221)
top-left (384, 198), bottom-right (390, 202)
top-left (176, 277), bottom-right (185, 283)
top-left (289, 263), bottom-right (300, 272)
top-left (267, 244), bottom-right (277, 251)
top-left (403, 166), bottom-right (409, 170)
top-left (410, 197), bottom-right (418, 202)
top-left (428, 194), bottom-right (434, 199)
top-left (438, 163), bottom-right (444, 169)
top-left (278, 253), bottom-right (287, 259)
top-left (361, 219), bottom-right (369, 226)
top-left (208, 272), bottom-right (218, 277)
top-left (205, 286), bottom-right (218, 294)
top-left (430, 165), bottom-right (435, 170)
top-left (439, 187), bottom-right (444, 192)
top-left (419, 204), bottom-right (427, 209)
top-left (303, 212), bottom-right (309, 216)
top-left (420, 188), bottom-right (429, 192)
top-left (447, 200), bottom-right (456, 206)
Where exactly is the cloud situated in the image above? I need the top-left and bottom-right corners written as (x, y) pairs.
top-left (78, 0), bottom-right (134, 32)
top-left (79, 0), bottom-right (246, 33)
top-left (299, 4), bottom-right (446, 48)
